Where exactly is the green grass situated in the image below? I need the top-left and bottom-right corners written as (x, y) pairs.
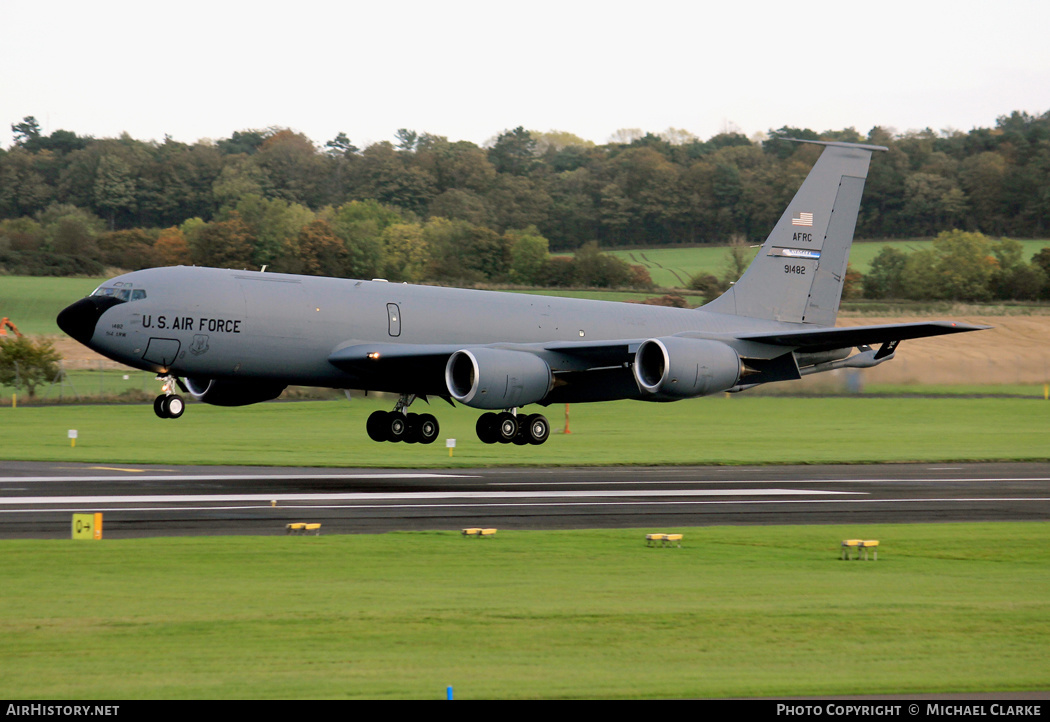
top-left (2, 523), bottom-right (1048, 699)
top-left (0, 275), bottom-right (105, 335)
top-left (2, 396), bottom-right (1048, 467)
top-left (855, 383), bottom-right (1050, 398)
top-left (2, 367), bottom-right (160, 401)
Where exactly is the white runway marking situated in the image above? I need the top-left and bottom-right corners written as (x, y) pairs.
top-left (2, 497), bottom-right (1049, 515)
top-left (492, 477), bottom-right (1050, 486)
top-left (0, 488), bottom-right (861, 506)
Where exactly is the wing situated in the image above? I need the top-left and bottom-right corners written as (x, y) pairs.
top-left (327, 321), bottom-right (991, 402)
top-left (327, 340), bottom-right (640, 403)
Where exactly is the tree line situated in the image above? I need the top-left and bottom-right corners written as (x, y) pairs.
top-left (0, 111), bottom-right (1048, 286)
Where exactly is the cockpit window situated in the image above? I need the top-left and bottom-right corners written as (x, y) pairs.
top-left (90, 285), bottom-right (146, 303)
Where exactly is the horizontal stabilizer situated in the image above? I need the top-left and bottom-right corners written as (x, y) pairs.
top-left (738, 321), bottom-right (990, 352)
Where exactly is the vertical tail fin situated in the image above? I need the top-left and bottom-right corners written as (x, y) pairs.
top-left (702, 140), bottom-right (886, 327)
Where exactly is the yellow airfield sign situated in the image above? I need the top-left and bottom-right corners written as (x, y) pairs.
top-left (72, 513), bottom-right (103, 540)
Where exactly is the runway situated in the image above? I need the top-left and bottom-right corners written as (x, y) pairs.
top-left (2, 460), bottom-right (1049, 539)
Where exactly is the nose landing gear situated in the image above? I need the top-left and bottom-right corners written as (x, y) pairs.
top-left (154, 375), bottom-right (186, 419)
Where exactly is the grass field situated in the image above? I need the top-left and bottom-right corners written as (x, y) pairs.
top-left (609, 240), bottom-right (1050, 289)
top-left (1, 275), bottom-right (104, 336)
top-left (2, 522), bottom-right (1048, 699)
top-left (2, 395), bottom-right (1048, 467)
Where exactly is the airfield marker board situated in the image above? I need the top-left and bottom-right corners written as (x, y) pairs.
top-left (72, 513), bottom-right (102, 540)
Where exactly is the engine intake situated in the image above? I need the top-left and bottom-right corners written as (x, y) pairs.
top-left (445, 348), bottom-right (552, 410)
top-left (184, 377), bottom-right (287, 407)
top-left (633, 337), bottom-right (741, 399)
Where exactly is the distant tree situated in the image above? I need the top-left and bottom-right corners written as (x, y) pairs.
top-left (192, 213), bottom-right (256, 269)
top-left (1031, 247), bottom-right (1050, 278)
top-left (898, 248), bottom-right (941, 300)
top-left (488, 126), bottom-right (537, 176)
top-left (989, 237), bottom-right (1046, 300)
top-left (226, 194), bottom-right (314, 268)
top-left (381, 222), bottom-right (429, 282)
top-left (153, 226), bottom-right (192, 266)
top-left (536, 255), bottom-right (577, 287)
top-left (291, 219), bottom-right (349, 277)
top-left (10, 116), bottom-right (41, 147)
top-left (0, 148), bottom-right (51, 216)
top-left (327, 199), bottom-right (402, 279)
top-left (532, 130), bottom-right (594, 154)
top-left (842, 263), bottom-right (863, 300)
top-left (608, 128), bottom-right (644, 145)
top-left (0, 217), bottom-right (44, 251)
top-left (428, 188), bottom-right (489, 226)
top-left (507, 230), bottom-right (550, 284)
top-left (93, 154), bottom-right (136, 229)
top-left (253, 129), bottom-right (326, 206)
top-left (687, 272), bottom-right (728, 301)
top-left (325, 132), bottom-right (358, 157)
top-left (96, 228), bottom-right (157, 270)
top-left (0, 336), bottom-right (62, 399)
top-left (930, 229), bottom-right (996, 301)
top-left (863, 246), bottom-right (909, 299)
top-left (36, 129), bottom-right (89, 155)
top-left (38, 204), bottom-right (105, 260)
top-left (217, 129), bottom-right (268, 156)
top-left (763, 127), bottom-right (819, 159)
top-left (574, 241), bottom-right (631, 288)
top-left (628, 264), bottom-right (654, 289)
top-left (395, 129), bottom-right (418, 152)
top-left (659, 127), bottom-right (699, 146)
top-left (721, 237), bottom-right (753, 285)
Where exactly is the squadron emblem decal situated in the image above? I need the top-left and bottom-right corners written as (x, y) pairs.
top-left (189, 334), bottom-right (210, 356)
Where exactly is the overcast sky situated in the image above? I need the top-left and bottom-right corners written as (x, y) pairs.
top-left (2, 0), bottom-right (1048, 150)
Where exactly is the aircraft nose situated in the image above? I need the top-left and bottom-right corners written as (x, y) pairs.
top-left (57, 296), bottom-right (122, 345)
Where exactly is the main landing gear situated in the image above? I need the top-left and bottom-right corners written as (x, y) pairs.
top-left (366, 394), bottom-right (439, 444)
top-left (363, 396), bottom-right (551, 447)
top-left (154, 375), bottom-right (185, 419)
top-left (475, 411), bottom-right (550, 446)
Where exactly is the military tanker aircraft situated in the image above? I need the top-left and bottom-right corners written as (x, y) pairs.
top-left (57, 139), bottom-right (986, 448)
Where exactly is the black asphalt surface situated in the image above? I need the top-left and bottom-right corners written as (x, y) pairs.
top-left (2, 460), bottom-right (1049, 539)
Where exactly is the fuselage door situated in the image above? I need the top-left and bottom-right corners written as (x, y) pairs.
top-left (387, 303), bottom-right (401, 337)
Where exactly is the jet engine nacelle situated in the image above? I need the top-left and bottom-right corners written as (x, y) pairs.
top-left (445, 348), bottom-right (553, 410)
top-left (184, 377), bottom-right (287, 407)
top-left (633, 337), bottom-right (741, 399)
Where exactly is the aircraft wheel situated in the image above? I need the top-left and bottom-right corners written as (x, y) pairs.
top-left (387, 413), bottom-right (409, 443)
top-left (416, 414), bottom-right (439, 444)
top-left (525, 414), bottom-right (550, 445)
top-left (154, 395), bottom-right (169, 419)
top-left (476, 413), bottom-right (499, 444)
top-left (512, 425), bottom-right (530, 445)
top-left (404, 413), bottom-right (420, 444)
top-left (165, 394), bottom-right (185, 419)
top-left (496, 412), bottom-right (519, 444)
top-left (366, 410), bottom-right (389, 442)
